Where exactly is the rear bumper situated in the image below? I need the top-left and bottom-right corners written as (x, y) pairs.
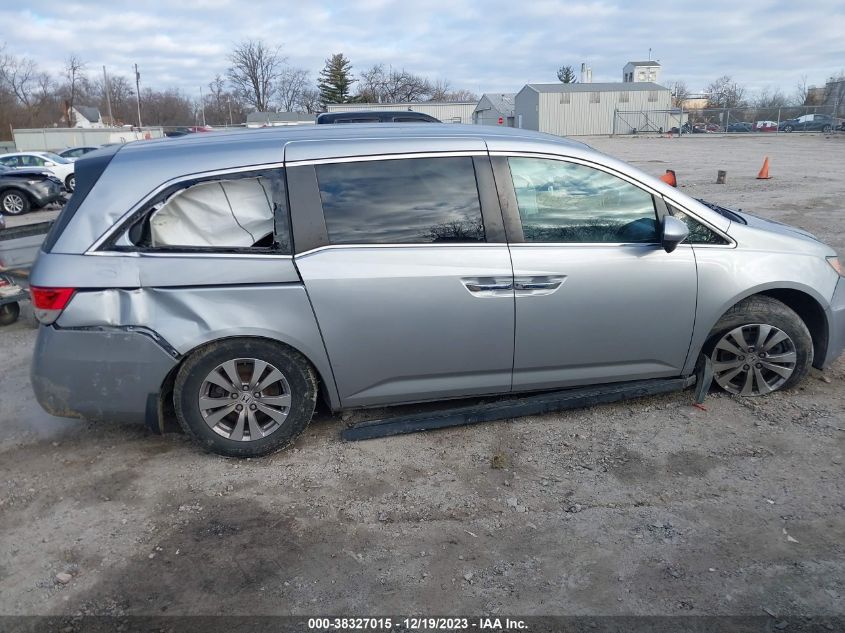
top-left (31, 326), bottom-right (178, 423)
top-left (823, 277), bottom-right (845, 367)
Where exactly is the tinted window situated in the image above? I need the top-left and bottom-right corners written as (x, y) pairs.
top-left (0, 157), bottom-right (18, 167)
top-left (669, 205), bottom-right (729, 245)
top-left (508, 158), bottom-right (658, 243)
top-left (317, 157), bottom-right (485, 244)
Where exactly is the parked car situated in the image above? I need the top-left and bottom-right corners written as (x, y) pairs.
top-left (778, 114), bottom-right (836, 133)
top-left (57, 146), bottom-right (100, 160)
top-left (0, 152), bottom-right (76, 191)
top-left (0, 165), bottom-right (63, 215)
top-left (754, 120), bottom-right (778, 132)
top-left (726, 122), bottom-right (753, 133)
top-left (29, 125), bottom-right (845, 457)
top-left (317, 111), bottom-right (440, 124)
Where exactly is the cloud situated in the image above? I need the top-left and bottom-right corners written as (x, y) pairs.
top-left (1, 0), bottom-right (842, 100)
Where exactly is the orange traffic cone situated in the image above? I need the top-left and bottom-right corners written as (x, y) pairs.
top-left (660, 169), bottom-right (677, 187)
top-left (757, 157), bottom-right (771, 180)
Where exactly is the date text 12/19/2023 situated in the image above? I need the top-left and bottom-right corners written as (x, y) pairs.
top-left (307, 617), bottom-right (528, 630)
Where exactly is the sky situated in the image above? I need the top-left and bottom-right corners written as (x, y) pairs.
top-left (2, 0), bottom-right (843, 100)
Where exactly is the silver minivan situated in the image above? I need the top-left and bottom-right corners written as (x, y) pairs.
top-left (30, 125), bottom-right (845, 456)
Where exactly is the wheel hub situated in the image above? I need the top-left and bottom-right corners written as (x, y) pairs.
top-left (198, 358), bottom-right (292, 441)
top-left (711, 324), bottom-right (796, 396)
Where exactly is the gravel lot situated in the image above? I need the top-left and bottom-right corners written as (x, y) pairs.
top-left (0, 134), bottom-right (843, 627)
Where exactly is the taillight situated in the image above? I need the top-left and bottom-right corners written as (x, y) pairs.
top-left (30, 287), bottom-right (75, 324)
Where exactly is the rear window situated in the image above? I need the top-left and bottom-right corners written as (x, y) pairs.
top-left (121, 169), bottom-right (291, 253)
top-left (315, 157), bottom-right (485, 245)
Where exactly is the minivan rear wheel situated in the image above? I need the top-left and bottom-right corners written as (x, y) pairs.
top-left (706, 296), bottom-right (812, 396)
top-left (174, 339), bottom-right (318, 457)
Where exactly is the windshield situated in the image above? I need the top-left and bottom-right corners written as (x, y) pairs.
top-left (39, 152), bottom-right (71, 164)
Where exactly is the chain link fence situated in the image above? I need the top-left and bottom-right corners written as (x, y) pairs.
top-left (614, 105), bottom-right (844, 136)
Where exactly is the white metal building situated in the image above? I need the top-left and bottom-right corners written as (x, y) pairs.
top-left (514, 82), bottom-right (672, 136)
top-left (325, 102), bottom-right (476, 124)
top-left (473, 93), bottom-right (515, 126)
top-left (623, 61), bottom-right (661, 84)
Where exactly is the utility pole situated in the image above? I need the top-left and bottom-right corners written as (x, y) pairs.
top-left (199, 85), bottom-right (206, 126)
top-left (134, 63), bottom-right (142, 128)
top-left (103, 66), bottom-right (114, 126)
top-left (227, 95), bottom-right (233, 126)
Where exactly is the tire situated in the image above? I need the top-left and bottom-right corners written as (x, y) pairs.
top-left (705, 296), bottom-right (812, 396)
top-left (783, 125), bottom-right (793, 133)
top-left (174, 338), bottom-right (318, 457)
top-left (0, 302), bottom-right (20, 326)
top-left (65, 174), bottom-right (75, 192)
top-left (1, 189), bottom-right (30, 215)
top-left (822, 125), bottom-right (832, 133)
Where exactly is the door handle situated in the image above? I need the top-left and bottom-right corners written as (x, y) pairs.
top-left (513, 280), bottom-right (562, 291)
top-left (465, 282), bottom-right (513, 292)
top-left (513, 275), bottom-right (566, 296)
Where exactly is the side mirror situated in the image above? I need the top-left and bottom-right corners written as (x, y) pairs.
top-left (661, 215), bottom-right (689, 253)
top-left (44, 161), bottom-right (55, 167)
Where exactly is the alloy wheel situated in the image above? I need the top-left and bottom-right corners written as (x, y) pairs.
top-left (2, 193), bottom-right (25, 214)
top-left (711, 324), bottom-right (797, 396)
top-left (198, 358), bottom-right (292, 441)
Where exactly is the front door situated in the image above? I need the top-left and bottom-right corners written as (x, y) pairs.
top-left (293, 154), bottom-right (515, 407)
top-left (495, 155), bottom-right (698, 391)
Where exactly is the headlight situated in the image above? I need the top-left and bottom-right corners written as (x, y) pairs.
top-left (827, 256), bottom-right (845, 277)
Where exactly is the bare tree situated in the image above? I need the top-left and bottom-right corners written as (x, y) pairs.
top-left (277, 66), bottom-right (309, 112)
top-left (299, 87), bottom-right (322, 113)
top-left (705, 75), bottom-right (746, 109)
top-left (227, 40), bottom-right (283, 112)
top-left (754, 87), bottom-right (789, 109)
top-left (64, 54), bottom-right (86, 126)
top-left (669, 80), bottom-right (690, 108)
top-left (794, 75), bottom-right (810, 106)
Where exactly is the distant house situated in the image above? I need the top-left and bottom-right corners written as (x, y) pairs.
top-left (474, 93), bottom-right (515, 126)
top-left (245, 112), bottom-right (316, 128)
top-left (69, 105), bottom-right (105, 129)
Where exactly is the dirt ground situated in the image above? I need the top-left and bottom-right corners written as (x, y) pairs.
top-left (0, 134), bottom-right (843, 627)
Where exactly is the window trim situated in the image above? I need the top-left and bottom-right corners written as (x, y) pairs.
top-left (294, 153), bottom-right (503, 252)
top-left (86, 162), bottom-right (288, 255)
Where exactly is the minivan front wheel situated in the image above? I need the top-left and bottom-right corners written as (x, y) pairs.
top-left (174, 339), bottom-right (318, 457)
top-left (707, 296), bottom-right (812, 396)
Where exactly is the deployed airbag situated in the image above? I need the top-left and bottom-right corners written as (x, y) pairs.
top-left (150, 177), bottom-right (273, 247)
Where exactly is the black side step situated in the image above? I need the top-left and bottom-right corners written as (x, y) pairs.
top-left (342, 376), bottom-right (696, 442)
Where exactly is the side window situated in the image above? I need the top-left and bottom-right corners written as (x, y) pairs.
top-left (316, 157), bottom-right (485, 244)
top-left (508, 158), bottom-right (658, 244)
top-left (22, 155), bottom-right (44, 167)
top-left (0, 157), bottom-right (18, 167)
top-left (125, 169), bottom-right (291, 253)
top-left (668, 204), bottom-right (730, 245)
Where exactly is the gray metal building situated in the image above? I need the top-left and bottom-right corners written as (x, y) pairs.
top-left (325, 102), bottom-right (476, 124)
top-left (514, 82), bottom-right (672, 136)
top-left (473, 93), bottom-right (515, 126)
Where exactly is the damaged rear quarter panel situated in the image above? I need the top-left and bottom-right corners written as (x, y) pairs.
top-left (52, 254), bottom-right (341, 409)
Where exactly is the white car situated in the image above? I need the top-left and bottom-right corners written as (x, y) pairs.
top-left (0, 152), bottom-right (76, 192)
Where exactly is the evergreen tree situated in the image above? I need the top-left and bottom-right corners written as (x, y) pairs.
top-left (318, 53), bottom-right (355, 107)
top-left (557, 65), bottom-right (577, 83)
